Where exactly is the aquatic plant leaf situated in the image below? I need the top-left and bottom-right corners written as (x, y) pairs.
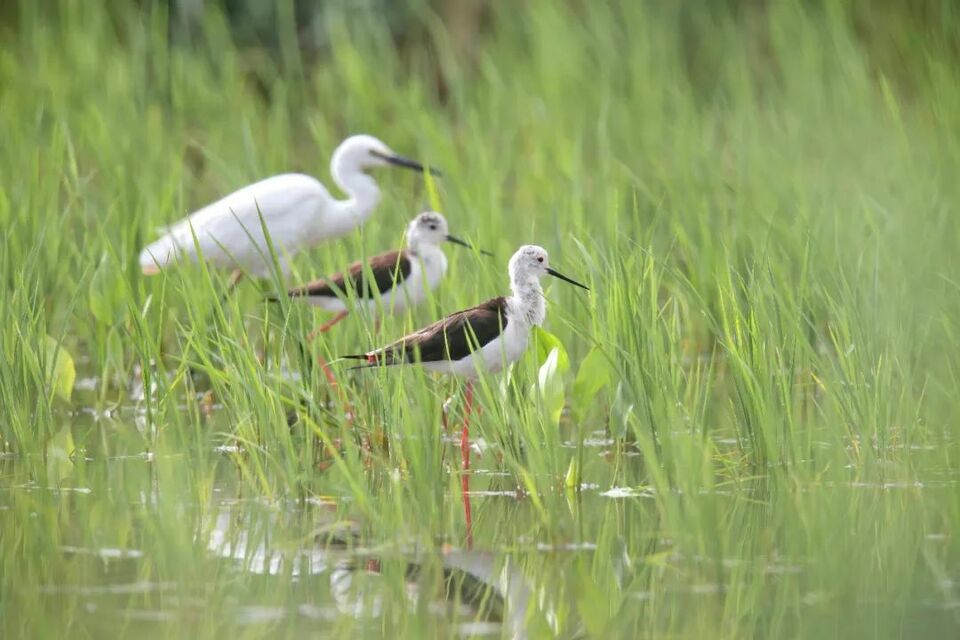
top-left (536, 347), bottom-right (566, 426)
top-left (105, 326), bottom-right (125, 376)
top-left (533, 326), bottom-right (570, 374)
top-left (46, 425), bottom-right (75, 484)
top-left (44, 336), bottom-right (76, 403)
top-left (564, 456), bottom-right (580, 489)
top-left (575, 559), bottom-right (612, 635)
top-left (572, 347), bottom-right (611, 420)
top-left (89, 253), bottom-right (128, 325)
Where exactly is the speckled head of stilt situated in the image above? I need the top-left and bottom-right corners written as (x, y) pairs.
top-left (507, 244), bottom-right (590, 309)
top-left (508, 245), bottom-right (551, 287)
top-left (406, 212), bottom-right (450, 249)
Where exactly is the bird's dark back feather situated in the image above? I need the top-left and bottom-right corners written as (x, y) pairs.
top-left (288, 250), bottom-right (411, 299)
top-left (371, 296), bottom-right (510, 365)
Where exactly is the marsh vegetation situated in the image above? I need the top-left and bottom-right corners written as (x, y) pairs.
top-left (1, 1), bottom-right (959, 637)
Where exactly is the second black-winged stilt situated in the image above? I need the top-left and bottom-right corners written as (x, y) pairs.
top-left (283, 211), bottom-right (490, 339)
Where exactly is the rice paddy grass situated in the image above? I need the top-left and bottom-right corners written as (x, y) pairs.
top-left (1, 0), bottom-right (959, 637)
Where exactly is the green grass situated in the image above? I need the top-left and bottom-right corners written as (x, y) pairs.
top-left (2, 0), bottom-right (960, 637)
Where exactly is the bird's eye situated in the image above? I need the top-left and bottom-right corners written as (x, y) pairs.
top-left (429, 224), bottom-right (437, 230)
top-left (537, 257), bottom-right (544, 263)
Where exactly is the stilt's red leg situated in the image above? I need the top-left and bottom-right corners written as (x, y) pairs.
top-left (315, 354), bottom-right (353, 424)
top-left (307, 310), bottom-right (349, 342)
top-left (460, 381), bottom-right (474, 549)
top-left (306, 310), bottom-right (352, 422)
top-left (316, 353), bottom-right (340, 390)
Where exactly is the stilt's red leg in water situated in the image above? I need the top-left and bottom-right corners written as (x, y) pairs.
top-left (460, 381), bottom-right (474, 549)
top-left (306, 310), bottom-right (352, 423)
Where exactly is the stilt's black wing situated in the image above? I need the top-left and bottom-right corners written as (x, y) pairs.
top-left (350, 296), bottom-right (509, 366)
top-left (288, 250), bottom-right (411, 299)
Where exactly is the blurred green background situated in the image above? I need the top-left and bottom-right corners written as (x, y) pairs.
top-left (1, 1), bottom-right (959, 638)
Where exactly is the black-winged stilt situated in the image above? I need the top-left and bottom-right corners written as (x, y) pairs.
top-left (344, 245), bottom-right (589, 545)
top-left (283, 211), bottom-right (490, 339)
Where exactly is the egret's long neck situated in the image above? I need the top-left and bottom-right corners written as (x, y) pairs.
top-left (330, 165), bottom-right (381, 232)
top-left (509, 276), bottom-right (546, 326)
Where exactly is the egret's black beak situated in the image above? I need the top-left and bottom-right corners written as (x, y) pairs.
top-left (445, 235), bottom-right (494, 257)
top-left (384, 153), bottom-right (443, 177)
top-left (546, 267), bottom-right (590, 291)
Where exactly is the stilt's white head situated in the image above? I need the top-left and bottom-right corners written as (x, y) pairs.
top-left (406, 211), bottom-right (488, 256)
top-left (508, 245), bottom-right (552, 287)
top-left (508, 245), bottom-right (590, 291)
top-left (506, 245), bottom-right (589, 326)
top-left (406, 211), bottom-right (450, 248)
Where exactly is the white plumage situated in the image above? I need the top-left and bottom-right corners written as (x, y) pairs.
top-left (305, 248), bottom-right (447, 317)
top-left (418, 246), bottom-right (555, 378)
top-left (355, 245), bottom-right (590, 379)
top-left (418, 305), bottom-right (532, 379)
top-left (292, 212), bottom-right (458, 317)
top-left (139, 134), bottom-right (437, 278)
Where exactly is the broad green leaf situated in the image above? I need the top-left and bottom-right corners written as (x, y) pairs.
top-left (564, 456), bottom-right (580, 489)
top-left (572, 347), bottom-right (611, 420)
top-left (46, 425), bottom-right (75, 485)
top-left (574, 558), bottom-right (612, 636)
top-left (105, 326), bottom-right (125, 375)
top-left (536, 347), bottom-right (566, 426)
top-left (533, 326), bottom-right (570, 374)
top-left (44, 336), bottom-right (76, 402)
top-left (89, 253), bottom-right (128, 325)
top-left (518, 468), bottom-right (547, 519)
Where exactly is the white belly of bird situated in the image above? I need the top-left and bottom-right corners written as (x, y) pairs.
top-left (307, 252), bottom-right (446, 317)
top-left (422, 316), bottom-right (530, 379)
top-left (369, 251), bottom-right (447, 317)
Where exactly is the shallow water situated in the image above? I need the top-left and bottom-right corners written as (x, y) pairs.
top-left (2, 394), bottom-right (959, 638)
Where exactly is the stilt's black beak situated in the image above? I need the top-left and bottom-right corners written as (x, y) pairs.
top-left (446, 235), bottom-right (494, 257)
top-left (546, 267), bottom-right (590, 291)
top-left (384, 153), bottom-right (442, 177)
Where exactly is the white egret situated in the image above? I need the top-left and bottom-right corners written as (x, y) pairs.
top-left (138, 134), bottom-right (440, 281)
